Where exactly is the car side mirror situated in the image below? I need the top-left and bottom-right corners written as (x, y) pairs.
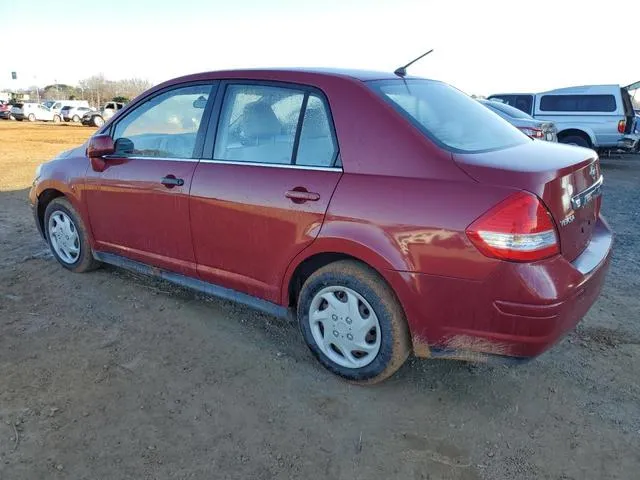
top-left (87, 134), bottom-right (115, 157)
top-left (87, 134), bottom-right (115, 172)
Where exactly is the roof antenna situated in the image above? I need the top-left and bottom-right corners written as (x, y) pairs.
top-left (394, 49), bottom-right (434, 77)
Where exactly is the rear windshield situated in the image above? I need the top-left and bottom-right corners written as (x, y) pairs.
top-left (369, 80), bottom-right (528, 153)
top-left (482, 100), bottom-right (533, 120)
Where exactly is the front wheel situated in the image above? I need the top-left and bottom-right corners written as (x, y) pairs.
top-left (28, 113), bottom-right (36, 122)
top-left (92, 115), bottom-right (104, 127)
top-left (44, 197), bottom-right (101, 273)
top-left (53, 115), bottom-right (61, 123)
top-left (297, 260), bottom-right (410, 384)
top-left (72, 114), bottom-right (80, 122)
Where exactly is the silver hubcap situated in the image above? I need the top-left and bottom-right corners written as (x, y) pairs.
top-left (308, 286), bottom-right (381, 369)
top-left (48, 210), bottom-right (80, 264)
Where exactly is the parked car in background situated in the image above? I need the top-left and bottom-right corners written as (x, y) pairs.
top-left (489, 83), bottom-right (638, 151)
top-left (45, 100), bottom-right (90, 116)
top-left (0, 101), bottom-right (14, 120)
top-left (479, 99), bottom-right (557, 141)
top-left (11, 103), bottom-right (61, 122)
top-left (30, 68), bottom-right (612, 383)
top-left (81, 101), bottom-right (126, 127)
top-left (61, 105), bottom-right (94, 122)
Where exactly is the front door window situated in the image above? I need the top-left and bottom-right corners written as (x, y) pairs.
top-left (113, 85), bottom-right (212, 159)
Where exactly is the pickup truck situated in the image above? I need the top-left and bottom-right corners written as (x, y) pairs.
top-left (81, 101), bottom-right (126, 127)
top-left (489, 82), bottom-right (639, 152)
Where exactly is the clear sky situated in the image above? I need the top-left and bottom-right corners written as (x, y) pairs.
top-left (1, 0), bottom-right (636, 95)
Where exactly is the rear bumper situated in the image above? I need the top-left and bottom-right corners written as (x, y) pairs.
top-left (390, 216), bottom-right (613, 361)
top-left (617, 135), bottom-right (639, 151)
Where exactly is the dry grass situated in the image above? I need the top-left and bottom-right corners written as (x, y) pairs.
top-left (0, 121), bottom-right (95, 191)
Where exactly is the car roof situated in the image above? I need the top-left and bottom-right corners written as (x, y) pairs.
top-left (489, 93), bottom-right (535, 97)
top-left (539, 84), bottom-right (621, 95)
top-left (161, 67), bottom-right (417, 85)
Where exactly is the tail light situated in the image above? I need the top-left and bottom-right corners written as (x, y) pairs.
top-left (617, 120), bottom-right (626, 133)
top-left (466, 192), bottom-right (560, 262)
top-left (519, 127), bottom-right (544, 139)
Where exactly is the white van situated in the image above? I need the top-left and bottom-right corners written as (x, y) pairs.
top-left (489, 83), bottom-right (638, 151)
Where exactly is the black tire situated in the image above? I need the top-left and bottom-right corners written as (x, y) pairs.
top-left (44, 197), bottom-right (101, 273)
top-left (297, 260), bottom-right (410, 384)
top-left (16, 118), bottom-right (23, 121)
top-left (559, 135), bottom-right (590, 148)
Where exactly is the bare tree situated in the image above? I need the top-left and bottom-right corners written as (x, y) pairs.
top-left (78, 74), bottom-right (151, 107)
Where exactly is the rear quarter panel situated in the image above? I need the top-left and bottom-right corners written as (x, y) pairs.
top-left (316, 174), bottom-right (507, 279)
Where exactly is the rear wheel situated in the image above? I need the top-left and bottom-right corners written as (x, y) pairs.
top-left (44, 197), bottom-right (101, 273)
top-left (28, 113), bottom-right (36, 122)
top-left (72, 114), bottom-right (80, 122)
top-left (559, 134), bottom-right (590, 148)
top-left (53, 115), bottom-right (61, 123)
top-left (92, 115), bottom-right (104, 127)
top-left (297, 260), bottom-right (410, 384)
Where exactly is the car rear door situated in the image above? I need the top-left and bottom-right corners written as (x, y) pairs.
top-left (189, 82), bottom-right (342, 302)
top-left (84, 83), bottom-right (217, 276)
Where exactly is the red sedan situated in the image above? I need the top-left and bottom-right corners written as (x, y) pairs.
top-left (29, 69), bottom-right (612, 383)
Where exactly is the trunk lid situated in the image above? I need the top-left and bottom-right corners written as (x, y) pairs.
top-left (454, 140), bottom-right (601, 262)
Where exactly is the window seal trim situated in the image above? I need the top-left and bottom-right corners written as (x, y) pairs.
top-left (199, 158), bottom-right (342, 172)
top-left (102, 155), bottom-right (199, 163)
top-left (100, 156), bottom-right (344, 172)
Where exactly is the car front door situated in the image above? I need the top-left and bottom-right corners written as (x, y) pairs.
top-left (85, 83), bottom-right (216, 276)
top-left (189, 82), bottom-right (342, 302)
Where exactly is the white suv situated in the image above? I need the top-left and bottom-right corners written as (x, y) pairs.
top-left (11, 103), bottom-right (61, 122)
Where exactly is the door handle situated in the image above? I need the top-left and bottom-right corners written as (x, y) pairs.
top-left (285, 189), bottom-right (320, 203)
top-left (161, 176), bottom-right (184, 188)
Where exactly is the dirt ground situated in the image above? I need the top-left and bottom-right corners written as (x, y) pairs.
top-left (1, 121), bottom-right (639, 480)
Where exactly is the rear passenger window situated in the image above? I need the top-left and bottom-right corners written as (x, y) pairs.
top-left (214, 85), bottom-right (304, 164)
top-left (540, 94), bottom-right (616, 112)
top-left (296, 95), bottom-right (336, 167)
top-left (214, 84), bottom-right (338, 167)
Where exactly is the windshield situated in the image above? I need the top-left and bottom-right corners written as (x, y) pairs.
top-left (481, 100), bottom-right (533, 120)
top-left (369, 80), bottom-right (528, 153)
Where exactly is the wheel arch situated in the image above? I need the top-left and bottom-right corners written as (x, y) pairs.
top-left (36, 188), bottom-right (66, 238)
top-left (281, 236), bottom-right (408, 308)
top-left (35, 184), bottom-right (89, 242)
top-left (557, 127), bottom-right (596, 147)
